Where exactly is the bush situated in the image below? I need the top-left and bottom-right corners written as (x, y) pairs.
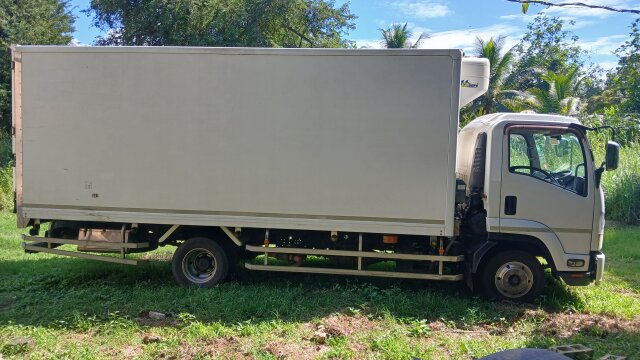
top-left (601, 146), bottom-right (640, 225)
top-left (0, 165), bottom-right (12, 211)
top-left (0, 131), bottom-right (12, 211)
top-left (0, 130), bottom-right (12, 168)
top-left (591, 133), bottom-right (640, 225)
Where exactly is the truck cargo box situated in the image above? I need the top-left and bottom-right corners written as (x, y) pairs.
top-left (12, 46), bottom-right (473, 236)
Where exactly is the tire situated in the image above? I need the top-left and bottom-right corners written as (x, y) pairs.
top-left (480, 250), bottom-right (544, 302)
top-left (171, 237), bottom-right (229, 287)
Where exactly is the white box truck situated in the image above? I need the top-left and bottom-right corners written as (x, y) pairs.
top-left (11, 46), bottom-right (619, 301)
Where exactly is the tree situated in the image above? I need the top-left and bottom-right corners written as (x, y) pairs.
top-left (379, 23), bottom-right (428, 49)
top-left (86, 0), bottom-right (356, 48)
top-left (585, 19), bottom-right (640, 146)
top-left (0, 0), bottom-right (74, 139)
top-left (471, 36), bottom-right (514, 114)
top-left (613, 19), bottom-right (640, 116)
top-left (524, 67), bottom-right (582, 115)
top-left (580, 65), bottom-right (617, 114)
top-left (504, 15), bottom-right (584, 92)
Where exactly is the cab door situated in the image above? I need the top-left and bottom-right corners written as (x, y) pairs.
top-left (499, 124), bottom-right (595, 259)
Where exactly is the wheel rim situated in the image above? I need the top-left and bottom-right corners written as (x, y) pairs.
top-left (182, 248), bottom-right (217, 284)
top-left (494, 261), bottom-right (534, 299)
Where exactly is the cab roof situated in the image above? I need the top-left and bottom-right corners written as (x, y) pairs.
top-left (462, 112), bottom-right (582, 133)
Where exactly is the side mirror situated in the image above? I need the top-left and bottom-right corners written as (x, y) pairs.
top-left (605, 141), bottom-right (620, 171)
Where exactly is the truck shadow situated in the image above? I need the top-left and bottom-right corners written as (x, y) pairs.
top-left (0, 256), bottom-right (586, 329)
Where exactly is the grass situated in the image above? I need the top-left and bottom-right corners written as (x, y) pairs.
top-left (0, 212), bottom-right (639, 359)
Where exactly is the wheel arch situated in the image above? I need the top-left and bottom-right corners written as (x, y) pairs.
top-left (173, 226), bottom-right (243, 262)
top-left (471, 233), bottom-right (558, 274)
top-left (175, 226), bottom-right (240, 246)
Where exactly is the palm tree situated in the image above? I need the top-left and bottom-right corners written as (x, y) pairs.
top-left (525, 66), bottom-right (582, 115)
top-left (473, 36), bottom-right (515, 114)
top-left (379, 23), bottom-right (429, 49)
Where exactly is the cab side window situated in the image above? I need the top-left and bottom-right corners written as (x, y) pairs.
top-left (508, 129), bottom-right (588, 196)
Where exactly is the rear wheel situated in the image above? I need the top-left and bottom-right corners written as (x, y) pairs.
top-left (172, 237), bottom-right (229, 287)
top-left (481, 250), bottom-right (544, 302)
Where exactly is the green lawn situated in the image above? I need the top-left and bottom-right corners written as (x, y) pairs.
top-left (0, 212), bottom-right (638, 359)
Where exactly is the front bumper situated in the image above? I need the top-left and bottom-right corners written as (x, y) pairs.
top-left (593, 252), bottom-right (605, 284)
top-left (558, 252), bottom-right (605, 286)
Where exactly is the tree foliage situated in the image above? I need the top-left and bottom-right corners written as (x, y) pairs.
top-left (524, 66), bottom-right (581, 115)
top-left (0, 0), bottom-right (74, 138)
top-left (379, 23), bottom-right (428, 49)
top-left (613, 19), bottom-right (640, 116)
top-left (470, 36), bottom-right (515, 114)
top-left (380, 23), bottom-right (409, 49)
top-left (505, 15), bottom-right (584, 92)
top-left (582, 20), bottom-right (640, 146)
top-left (86, 0), bottom-right (356, 48)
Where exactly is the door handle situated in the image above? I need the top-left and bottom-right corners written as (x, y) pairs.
top-left (505, 196), bottom-right (517, 215)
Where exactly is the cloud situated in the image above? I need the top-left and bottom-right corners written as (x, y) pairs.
top-left (501, 12), bottom-right (594, 29)
top-left (416, 24), bottom-right (522, 53)
top-left (68, 38), bottom-right (88, 46)
top-left (580, 34), bottom-right (627, 55)
top-left (355, 23), bottom-right (522, 53)
top-left (405, 22), bottom-right (431, 37)
top-left (562, 18), bottom-right (595, 29)
top-left (499, 13), bottom-right (537, 22)
top-left (389, 1), bottom-right (452, 18)
top-left (355, 24), bottom-right (522, 52)
top-left (377, 21), bottom-right (431, 34)
top-left (354, 38), bottom-right (384, 49)
top-left (596, 60), bottom-right (619, 70)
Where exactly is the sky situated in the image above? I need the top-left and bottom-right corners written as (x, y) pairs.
top-left (68, 0), bottom-right (640, 70)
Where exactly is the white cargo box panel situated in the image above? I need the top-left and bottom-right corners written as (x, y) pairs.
top-left (13, 46), bottom-right (462, 236)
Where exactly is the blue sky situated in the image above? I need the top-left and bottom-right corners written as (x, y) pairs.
top-left (69, 0), bottom-right (639, 69)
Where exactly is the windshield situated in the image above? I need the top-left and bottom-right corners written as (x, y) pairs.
top-left (508, 128), bottom-right (588, 196)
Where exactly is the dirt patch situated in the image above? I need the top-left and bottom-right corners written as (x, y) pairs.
top-left (164, 337), bottom-right (249, 359)
top-left (97, 341), bottom-right (143, 360)
top-left (308, 314), bottom-right (380, 356)
top-left (115, 345), bottom-right (144, 359)
top-left (172, 336), bottom-right (326, 360)
top-left (321, 314), bottom-right (377, 337)
top-left (616, 287), bottom-right (640, 300)
top-left (534, 312), bottom-right (640, 338)
top-left (134, 311), bottom-right (178, 327)
top-left (200, 336), bottom-right (248, 359)
top-left (142, 333), bottom-right (163, 344)
top-left (427, 320), bottom-right (448, 332)
top-left (494, 301), bottom-right (535, 317)
top-left (263, 340), bottom-right (327, 360)
top-left (425, 320), bottom-right (497, 337)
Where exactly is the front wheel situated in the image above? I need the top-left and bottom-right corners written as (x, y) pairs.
top-left (480, 250), bottom-right (544, 302)
top-left (172, 237), bottom-right (229, 287)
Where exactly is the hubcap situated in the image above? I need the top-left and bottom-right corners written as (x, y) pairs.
top-left (494, 261), bottom-right (534, 299)
top-left (182, 248), bottom-right (217, 284)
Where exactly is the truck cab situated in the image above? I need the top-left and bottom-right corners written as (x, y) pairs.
top-left (457, 113), bottom-right (617, 300)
